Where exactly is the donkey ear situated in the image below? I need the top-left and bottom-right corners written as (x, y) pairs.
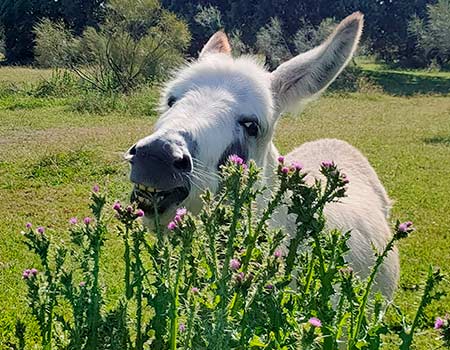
top-left (271, 12), bottom-right (363, 114)
top-left (199, 31), bottom-right (232, 58)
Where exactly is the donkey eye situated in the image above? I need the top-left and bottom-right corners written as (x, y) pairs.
top-left (168, 96), bottom-right (177, 108)
top-left (240, 121), bottom-right (259, 137)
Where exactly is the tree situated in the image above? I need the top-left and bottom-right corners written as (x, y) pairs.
top-left (0, 0), bottom-right (104, 64)
top-left (408, 0), bottom-right (450, 67)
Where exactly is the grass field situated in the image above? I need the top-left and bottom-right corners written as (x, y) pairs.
top-left (1, 64), bottom-right (450, 348)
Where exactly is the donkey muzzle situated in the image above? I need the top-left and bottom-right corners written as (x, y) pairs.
top-left (126, 133), bottom-right (192, 215)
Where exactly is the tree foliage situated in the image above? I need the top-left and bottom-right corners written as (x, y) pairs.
top-left (408, 0), bottom-right (450, 67)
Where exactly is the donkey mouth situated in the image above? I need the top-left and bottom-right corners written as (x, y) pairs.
top-left (131, 183), bottom-right (190, 215)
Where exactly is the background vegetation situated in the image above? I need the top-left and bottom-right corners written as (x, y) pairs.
top-left (2, 0), bottom-right (450, 69)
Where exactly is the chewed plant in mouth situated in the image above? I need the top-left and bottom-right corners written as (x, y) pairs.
top-left (131, 183), bottom-right (191, 216)
top-left (16, 159), bottom-right (444, 349)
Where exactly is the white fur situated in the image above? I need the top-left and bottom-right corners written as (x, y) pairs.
top-left (145, 12), bottom-right (400, 300)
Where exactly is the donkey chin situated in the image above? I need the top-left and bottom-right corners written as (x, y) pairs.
top-left (125, 12), bottom-right (400, 301)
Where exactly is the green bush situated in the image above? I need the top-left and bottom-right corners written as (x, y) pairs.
top-left (74, 0), bottom-right (190, 93)
top-left (34, 19), bottom-right (80, 68)
top-left (14, 158), bottom-right (448, 349)
top-left (408, 0), bottom-right (450, 68)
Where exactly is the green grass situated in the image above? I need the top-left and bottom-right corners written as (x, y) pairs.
top-left (1, 67), bottom-right (450, 348)
top-left (358, 59), bottom-right (450, 96)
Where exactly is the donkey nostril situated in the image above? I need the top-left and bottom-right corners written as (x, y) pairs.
top-left (173, 155), bottom-right (191, 172)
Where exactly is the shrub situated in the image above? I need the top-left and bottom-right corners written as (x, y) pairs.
top-left (15, 159), bottom-right (446, 349)
top-left (256, 18), bottom-right (292, 69)
top-left (408, 0), bottom-right (450, 68)
top-left (32, 0), bottom-right (190, 94)
top-left (73, 0), bottom-right (190, 93)
top-left (34, 19), bottom-right (80, 68)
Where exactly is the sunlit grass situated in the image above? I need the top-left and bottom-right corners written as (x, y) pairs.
top-left (0, 67), bottom-right (449, 348)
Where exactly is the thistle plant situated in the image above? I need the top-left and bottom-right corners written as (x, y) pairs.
top-left (16, 159), bottom-right (446, 349)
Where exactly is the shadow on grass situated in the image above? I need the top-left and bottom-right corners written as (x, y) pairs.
top-left (424, 136), bottom-right (450, 146)
top-left (365, 70), bottom-right (450, 96)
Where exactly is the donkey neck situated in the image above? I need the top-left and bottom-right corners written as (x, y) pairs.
top-left (262, 141), bottom-right (281, 187)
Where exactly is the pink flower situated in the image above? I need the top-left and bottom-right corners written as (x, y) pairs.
top-left (176, 207), bottom-right (187, 217)
top-left (22, 269), bottom-right (31, 279)
top-left (126, 206), bottom-right (133, 213)
top-left (277, 156), bottom-right (285, 164)
top-left (136, 209), bottom-right (145, 217)
top-left (342, 174), bottom-right (349, 184)
top-left (291, 162), bottom-right (303, 171)
top-left (236, 272), bottom-right (245, 283)
top-left (84, 217), bottom-right (92, 225)
top-left (191, 287), bottom-right (199, 294)
top-left (30, 268), bottom-right (38, 276)
top-left (69, 217), bottom-right (78, 225)
top-left (274, 250), bottom-right (283, 258)
top-left (174, 215), bottom-right (182, 223)
top-left (230, 259), bottom-right (241, 271)
top-left (37, 226), bottom-right (45, 234)
top-left (178, 323), bottom-right (186, 332)
top-left (321, 160), bottom-right (334, 168)
top-left (435, 317), bottom-right (445, 329)
top-left (398, 221), bottom-right (413, 233)
top-left (79, 281), bottom-right (86, 287)
top-left (309, 317), bottom-right (322, 328)
top-left (281, 167), bottom-right (290, 174)
top-left (92, 184), bottom-right (99, 193)
top-left (229, 154), bottom-right (244, 165)
top-left (26, 222), bottom-right (32, 229)
top-left (113, 201), bottom-right (121, 211)
top-left (167, 221), bottom-right (177, 231)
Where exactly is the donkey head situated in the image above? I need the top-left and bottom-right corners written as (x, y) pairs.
top-left (126, 12), bottom-right (363, 226)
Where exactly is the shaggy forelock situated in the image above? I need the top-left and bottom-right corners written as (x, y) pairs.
top-left (158, 54), bottom-right (274, 128)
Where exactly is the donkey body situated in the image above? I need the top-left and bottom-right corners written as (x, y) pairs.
top-left (126, 13), bottom-right (400, 299)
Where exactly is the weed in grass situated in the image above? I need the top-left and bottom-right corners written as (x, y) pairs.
top-left (13, 159), bottom-right (445, 349)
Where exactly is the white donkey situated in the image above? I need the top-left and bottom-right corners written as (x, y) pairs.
top-left (126, 12), bottom-right (400, 300)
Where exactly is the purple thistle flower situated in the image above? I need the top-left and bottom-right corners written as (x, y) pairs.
top-left (178, 323), bottom-right (186, 332)
top-left (230, 259), bottom-right (241, 271)
top-left (236, 272), bottom-right (245, 283)
top-left (274, 249), bottom-right (283, 258)
top-left (265, 284), bottom-right (274, 290)
top-left (342, 174), bottom-right (350, 184)
top-left (176, 207), bottom-right (187, 217)
top-left (277, 156), bottom-right (285, 164)
top-left (229, 154), bottom-right (244, 165)
top-left (84, 217), bottom-right (92, 225)
top-left (309, 317), bottom-right (322, 328)
top-left (126, 206), bottom-right (133, 213)
top-left (113, 201), bottom-right (121, 211)
top-left (398, 221), bottom-right (414, 233)
top-left (30, 268), bottom-right (38, 276)
top-left (79, 281), bottom-right (86, 287)
top-left (136, 209), bottom-right (145, 217)
top-left (22, 269), bottom-right (31, 279)
top-left (37, 226), bottom-right (45, 234)
top-left (435, 317), bottom-right (445, 329)
top-left (26, 222), bottom-right (32, 229)
top-left (281, 167), bottom-right (290, 174)
top-left (92, 184), bottom-right (99, 193)
top-left (321, 160), bottom-right (334, 168)
top-left (290, 162), bottom-right (303, 171)
top-left (69, 217), bottom-right (78, 225)
top-left (174, 215), bottom-right (182, 223)
top-left (167, 221), bottom-right (177, 231)
top-left (191, 287), bottom-right (199, 294)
